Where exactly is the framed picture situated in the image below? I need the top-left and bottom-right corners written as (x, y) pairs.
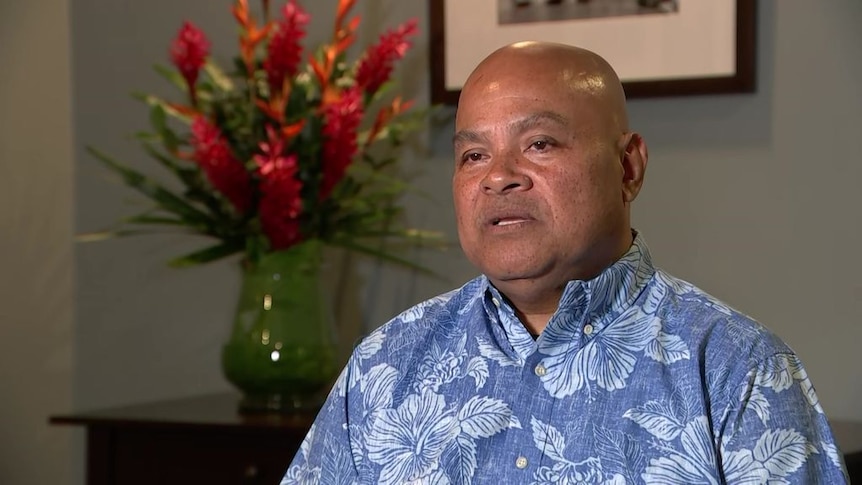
top-left (429, 0), bottom-right (756, 104)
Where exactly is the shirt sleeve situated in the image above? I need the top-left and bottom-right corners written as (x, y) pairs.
top-left (719, 351), bottom-right (850, 483)
top-left (281, 360), bottom-right (359, 485)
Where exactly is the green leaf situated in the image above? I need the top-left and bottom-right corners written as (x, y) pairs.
top-left (150, 103), bottom-right (167, 132)
top-left (146, 105), bottom-right (181, 153)
top-left (168, 241), bottom-right (244, 267)
top-left (141, 143), bottom-right (184, 172)
top-left (75, 230), bottom-right (124, 242)
top-left (365, 80), bottom-right (396, 105)
top-left (350, 228), bottom-right (447, 245)
top-left (132, 131), bottom-right (161, 142)
top-left (328, 238), bottom-right (443, 279)
top-left (123, 214), bottom-right (188, 226)
top-left (153, 63), bottom-right (187, 91)
top-left (203, 61), bottom-right (234, 91)
top-left (76, 228), bottom-right (172, 242)
top-left (132, 93), bottom-right (193, 123)
top-left (87, 146), bottom-right (215, 229)
top-left (140, 144), bottom-right (233, 222)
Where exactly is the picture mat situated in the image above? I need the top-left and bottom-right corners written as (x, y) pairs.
top-left (444, 0), bottom-right (736, 90)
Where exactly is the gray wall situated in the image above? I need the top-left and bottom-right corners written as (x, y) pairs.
top-left (0, 0), bottom-right (74, 484)
top-left (2, 0), bottom-right (859, 483)
top-left (629, 0), bottom-right (862, 419)
top-left (72, 0), bottom-right (862, 418)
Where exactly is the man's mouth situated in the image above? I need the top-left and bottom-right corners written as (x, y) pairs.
top-left (491, 217), bottom-right (530, 226)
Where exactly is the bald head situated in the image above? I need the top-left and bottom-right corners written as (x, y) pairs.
top-left (458, 42), bottom-right (629, 137)
top-left (451, 41), bottom-right (648, 315)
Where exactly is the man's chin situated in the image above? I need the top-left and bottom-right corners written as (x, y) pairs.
top-left (483, 264), bottom-right (553, 285)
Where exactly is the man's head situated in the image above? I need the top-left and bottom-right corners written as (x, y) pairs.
top-left (452, 41), bottom-right (648, 315)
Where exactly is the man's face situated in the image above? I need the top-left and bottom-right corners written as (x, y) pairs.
top-left (452, 60), bottom-right (631, 289)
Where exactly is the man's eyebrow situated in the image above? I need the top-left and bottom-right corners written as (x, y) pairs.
top-left (452, 129), bottom-right (486, 147)
top-left (510, 111), bottom-right (569, 133)
top-left (452, 111), bottom-right (569, 147)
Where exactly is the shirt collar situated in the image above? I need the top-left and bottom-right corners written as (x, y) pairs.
top-left (560, 232), bottom-right (655, 331)
top-left (479, 232), bottom-right (655, 358)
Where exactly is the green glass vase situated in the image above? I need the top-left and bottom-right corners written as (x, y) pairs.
top-left (222, 240), bottom-right (339, 414)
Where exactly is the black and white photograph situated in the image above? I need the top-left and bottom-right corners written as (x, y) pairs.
top-left (499, 0), bottom-right (679, 26)
top-left (431, 0), bottom-right (753, 103)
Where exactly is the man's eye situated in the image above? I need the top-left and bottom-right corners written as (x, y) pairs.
top-left (463, 152), bottom-right (483, 162)
top-left (531, 140), bottom-right (550, 151)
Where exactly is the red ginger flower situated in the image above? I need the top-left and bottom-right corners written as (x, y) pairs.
top-left (255, 127), bottom-right (303, 250)
top-left (320, 87), bottom-right (363, 201)
top-left (355, 19), bottom-right (418, 96)
top-left (170, 22), bottom-right (210, 105)
top-left (264, 0), bottom-right (309, 95)
top-left (365, 96), bottom-right (414, 148)
top-left (190, 116), bottom-right (252, 213)
top-left (232, 0), bottom-right (272, 80)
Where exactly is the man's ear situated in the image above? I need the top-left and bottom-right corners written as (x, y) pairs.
top-left (620, 132), bottom-right (648, 203)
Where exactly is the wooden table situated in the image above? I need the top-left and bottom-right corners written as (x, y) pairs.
top-left (50, 394), bottom-right (862, 484)
top-left (833, 420), bottom-right (862, 481)
top-left (50, 393), bottom-right (316, 485)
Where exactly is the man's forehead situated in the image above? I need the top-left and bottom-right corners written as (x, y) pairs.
top-left (455, 84), bottom-right (599, 125)
top-left (457, 109), bottom-right (568, 131)
top-left (460, 47), bottom-right (619, 110)
top-left (460, 69), bottom-right (604, 113)
top-left (563, 69), bottom-right (612, 96)
top-left (458, 80), bottom-right (623, 139)
top-left (453, 110), bottom-right (571, 146)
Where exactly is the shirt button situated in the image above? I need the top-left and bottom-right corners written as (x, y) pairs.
top-left (515, 456), bottom-right (528, 469)
top-left (584, 324), bottom-right (594, 335)
top-left (491, 297), bottom-right (501, 308)
top-left (534, 364), bottom-right (547, 377)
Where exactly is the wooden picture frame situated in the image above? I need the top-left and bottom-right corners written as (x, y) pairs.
top-left (429, 0), bottom-right (756, 104)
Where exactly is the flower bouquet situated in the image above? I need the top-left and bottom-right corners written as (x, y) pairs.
top-left (87, 0), bottom-right (438, 412)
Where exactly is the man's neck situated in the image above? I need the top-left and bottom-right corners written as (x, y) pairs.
top-left (492, 281), bottom-right (562, 335)
top-left (491, 230), bottom-right (638, 335)
top-left (516, 308), bottom-right (556, 335)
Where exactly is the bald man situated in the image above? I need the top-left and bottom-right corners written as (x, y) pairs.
top-left (282, 43), bottom-right (847, 484)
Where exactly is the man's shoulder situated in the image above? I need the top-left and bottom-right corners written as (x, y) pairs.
top-left (648, 268), bottom-right (794, 357)
top-left (358, 276), bottom-right (486, 354)
top-left (650, 268), bottom-right (755, 320)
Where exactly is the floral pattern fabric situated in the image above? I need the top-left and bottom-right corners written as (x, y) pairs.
top-left (282, 234), bottom-right (848, 484)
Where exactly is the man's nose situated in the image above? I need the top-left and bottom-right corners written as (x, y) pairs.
top-left (481, 154), bottom-right (533, 194)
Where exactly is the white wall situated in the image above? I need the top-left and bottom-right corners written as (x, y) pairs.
top-left (0, 1), bottom-right (75, 484)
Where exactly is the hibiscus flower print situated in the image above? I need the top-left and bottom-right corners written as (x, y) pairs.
top-left (540, 307), bottom-right (660, 398)
top-left (366, 391), bottom-right (459, 485)
top-left (414, 338), bottom-right (466, 392)
top-left (642, 416), bottom-right (817, 484)
top-left (529, 418), bottom-right (625, 485)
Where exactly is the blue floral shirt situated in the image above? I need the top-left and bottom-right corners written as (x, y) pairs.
top-left (282, 235), bottom-right (848, 484)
